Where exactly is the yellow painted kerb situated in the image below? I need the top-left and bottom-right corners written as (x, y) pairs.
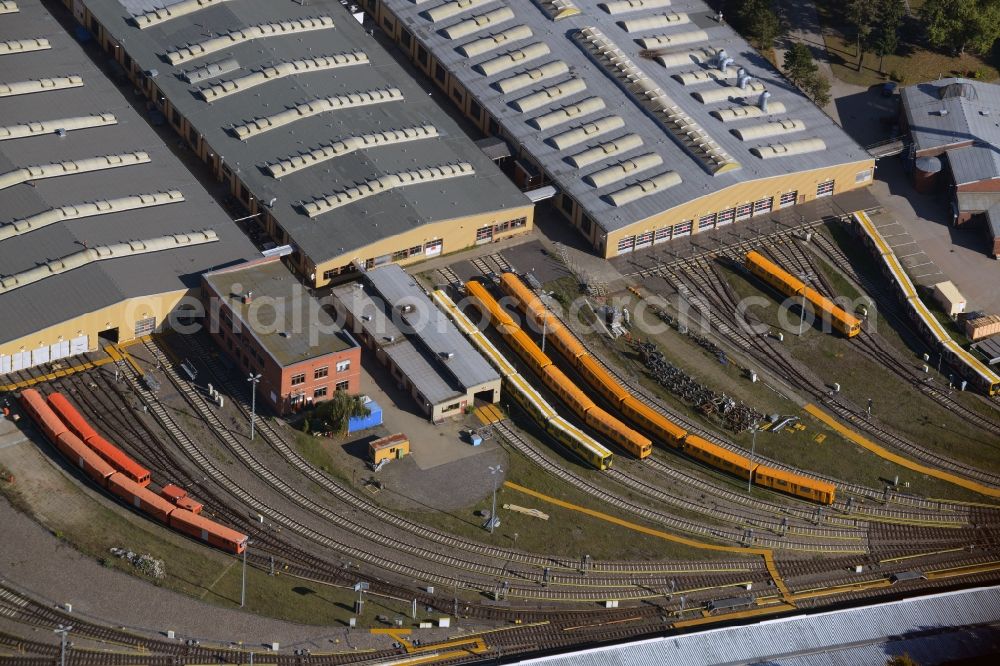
top-left (804, 403), bottom-right (1000, 498)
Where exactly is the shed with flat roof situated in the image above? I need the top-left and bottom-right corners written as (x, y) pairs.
top-left (332, 264), bottom-right (500, 422)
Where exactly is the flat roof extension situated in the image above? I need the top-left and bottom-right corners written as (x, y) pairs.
top-left (203, 258), bottom-right (356, 367)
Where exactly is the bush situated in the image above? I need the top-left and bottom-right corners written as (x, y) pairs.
top-left (889, 69), bottom-right (905, 83)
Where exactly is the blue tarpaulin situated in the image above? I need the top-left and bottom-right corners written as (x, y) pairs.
top-left (348, 399), bottom-right (382, 433)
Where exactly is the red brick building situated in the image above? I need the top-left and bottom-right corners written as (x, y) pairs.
top-left (202, 258), bottom-right (360, 415)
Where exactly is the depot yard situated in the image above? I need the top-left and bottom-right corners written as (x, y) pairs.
top-left (538, 272), bottom-right (989, 505)
top-left (713, 242), bottom-right (1000, 477)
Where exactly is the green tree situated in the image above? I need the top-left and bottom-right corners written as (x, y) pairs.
top-left (731, 0), bottom-right (782, 50)
top-left (872, 0), bottom-right (906, 72)
top-left (886, 655), bottom-right (919, 666)
top-left (803, 71), bottom-right (832, 107)
top-left (307, 391), bottom-right (370, 435)
top-left (782, 43), bottom-right (831, 108)
top-left (921, 0), bottom-right (1000, 55)
top-left (783, 42), bottom-right (818, 85)
top-left (848, 0), bottom-right (879, 71)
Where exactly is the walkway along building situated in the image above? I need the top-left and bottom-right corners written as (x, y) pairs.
top-left (368, 0), bottom-right (874, 256)
top-left (69, 0), bottom-right (535, 287)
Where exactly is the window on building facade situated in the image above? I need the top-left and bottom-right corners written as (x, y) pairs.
top-left (654, 227), bottom-right (671, 243)
top-left (313, 386), bottom-right (328, 399)
top-left (855, 169), bottom-right (872, 183)
top-left (779, 191), bottom-right (798, 207)
top-left (476, 225), bottom-right (494, 243)
top-left (753, 197), bottom-right (773, 216)
top-left (698, 213), bottom-right (717, 231)
top-left (735, 203), bottom-right (753, 221)
top-left (134, 317), bottom-right (156, 337)
top-left (335, 380), bottom-right (349, 391)
top-left (314, 366), bottom-right (328, 379)
top-left (336, 359), bottom-right (351, 373)
top-left (291, 373), bottom-right (305, 386)
top-left (673, 220), bottom-right (693, 237)
top-left (617, 235), bottom-right (635, 253)
top-left (817, 180), bottom-right (835, 197)
top-left (635, 230), bottom-right (654, 249)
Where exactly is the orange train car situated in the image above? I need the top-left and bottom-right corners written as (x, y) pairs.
top-left (108, 474), bottom-right (177, 523)
top-left (754, 464), bottom-right (836, 504)
top-left (466, 279), bottom-right (516, 327)
top-left (540, 364), bottom-right (597, 415)
top-left (621, 397), bottom-right (688, 448)
top-left (169, 509), bottom-right (247, 553)
top-left (20, 388), bottom-right (68, 443)
top-left (680, 434), bottom-right (756, 480)
top-left (744, 251), bottom-right (861, 338)
top-left (499, 324), bottom-right (554, 372)
top-left (54, 431), bottom-right (117, 486)
top-left (577, 355), bottom-right (631, 407)
top-left (47, 393), bottom-right (98, 442)
top-left (175, 496), bottom-right (204, 514)
top-left (84, 435), bottom-right (151, 487)
top-left (47, 392), bottom-right (151, 487)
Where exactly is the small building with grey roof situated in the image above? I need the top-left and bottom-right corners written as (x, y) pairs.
top-left (368, 0), bottom-right (873, 257)
top-left (902, 78), bottom-right (1000, 227)
top-left (331, 264), bottom-right (500, 422)
top-left (1, 0), bottom-right (258, 374)
top-left (70, 0), bottom-right (534, 288)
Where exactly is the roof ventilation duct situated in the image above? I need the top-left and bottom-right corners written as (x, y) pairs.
top-left (759, 90), bottom-right (771, 112)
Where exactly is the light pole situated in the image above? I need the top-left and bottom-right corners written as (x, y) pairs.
top-left (240, 539), bottom-right (253, 607)
top-left (796, 276), bottom-right (808, 336)
top-left (54, 625), bottom-right (72, 666)
top-left (247, 373), bottom-right (261, 440)
top-left (488, 464), bottom-right (503, 533)
top-left (747, 424), bottom-right (758, 494)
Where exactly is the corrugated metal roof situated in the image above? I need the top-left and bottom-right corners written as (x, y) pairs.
top-left (79, 0), bottom-right (529, 268)
top-left (903, 78), bottom-right (1000, 155)
top-left (377, 0), bottom-right (869, 236)
top-left (363, 264), bottom-right (500, 390)
top-left (517, 586), bottom-right (1000, 666)
top-left (330, 280), bottom-right (466, 408)
top-left (947, 144), bottom-right (1000, 185)
top-left (0, 0), bottom-right (257, 346)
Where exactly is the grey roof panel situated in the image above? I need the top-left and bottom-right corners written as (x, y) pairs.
top-left (0, 0), bottom-right (258, 346)
top-left (202, 259), bottom-right (355, 367)
top-left (517, 585), bottom-right (1000, 666)
top-left (363, 264), bottom-right (500, 390)
top-left (947, 144), bottom-right (1000, 185)
top-left (80, 0), bottom-right (530, 266)
top-left (903, 78), bottom-right (1000, 154)
top-left (377, 0), bottom-right (869, 235)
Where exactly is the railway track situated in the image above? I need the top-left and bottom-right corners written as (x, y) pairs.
top-left (491, 417), bottom-right (867, 554)
top-left (165, 335), bottom-right (768, 583)
top-left (137, 338), bottom-right (785, 602)
top-left (660, 256), bottom-right (1000, 491)
top-left (457, 253), bottom-right (972, 523)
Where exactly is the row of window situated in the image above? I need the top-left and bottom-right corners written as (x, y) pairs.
top-left (290, 360), bottom-right (352, 386)
top-left (613, 180), bottom-right (837, 255)
top-left (475, 217), bottom-right (529, 243)
top-left (310, 381), bottom-right (350, 399)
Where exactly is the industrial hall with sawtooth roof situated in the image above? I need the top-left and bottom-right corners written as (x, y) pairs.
top-left (368, 0), bottom-right (875, 256)
top-left (0, 0), bottom-right (258, 373)
top-left (72, 0), bottom-right (535, 288)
